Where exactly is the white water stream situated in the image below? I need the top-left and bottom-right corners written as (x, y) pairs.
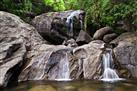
top-left (101, 49), bottom-right (123, 82)
top-left (55, 53), bottom-right (71, 81)
top-left (66, 10), bottom-right (83, 36)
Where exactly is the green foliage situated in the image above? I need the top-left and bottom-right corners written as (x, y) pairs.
top-left (74, 0), bottom-right (137, 30)
top-left (0, 0), bottom-right (32, 18)
top-left (0, 0), bottom-right (137, 32)
top-left (64, 0), bottom-right (79, 10)
top-left (43, 0), bottom-right (65, 11)
top-left (0, 0), bottom-right (52, 21)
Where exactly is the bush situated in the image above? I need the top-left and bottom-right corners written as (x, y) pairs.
top-left (0, 0), bottom-right (53, 22)
top-left (0, 0), bottom-right (33, 18)
top-left (0, 0), bottom-right (136, 32)
top-left (74, 0), bottom-right (137, 31)
top-left (43, 0), bottom-right (65, 11)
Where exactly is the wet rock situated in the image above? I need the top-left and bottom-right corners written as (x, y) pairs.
top-left (19, 39), bottom-right (105, 81)
top-left (103, 33), bottom-right (118, 43)
top-left (18, 45), bottom-right (83, 81)
top-left (112, 32), bottom-right (137, 78)
top-left (43, 46), bottom-right (72, 80)
top-left (73, 40), bottom-right (105, 79)
top-left (32, 10), bottom-right (85, 45)
top-left (76, 30), bottom-right (92, 46)
top-left (0, 11), bottom-right (46, 87)
top-left (93, 26), bottom-right (113, 40)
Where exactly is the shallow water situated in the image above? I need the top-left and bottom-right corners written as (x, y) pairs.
top-left (1, 80), bottom-right (137, 91)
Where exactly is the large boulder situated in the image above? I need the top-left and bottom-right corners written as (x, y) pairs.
top-left (0, 11), bottom-right (46, 87)
top-left (32, 10), bottom-right (85, 45)
top-left (112, 32), bottom-right (137, 78)
top-left (93, 26), bottom-right (113, 40)
top-left (103, 33), bottom-right (118, 43)
top-left (73, 40), bottom-right (105, 79)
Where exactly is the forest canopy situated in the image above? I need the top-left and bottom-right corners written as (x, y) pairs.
top-left (0, 0), bottom-right (137, 32)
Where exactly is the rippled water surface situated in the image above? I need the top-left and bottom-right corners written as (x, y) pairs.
top-left (1, 80), bottom-right (137, 91)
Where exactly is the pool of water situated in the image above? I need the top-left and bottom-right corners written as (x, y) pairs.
top-left (1, 80), bottom-right (137, 91)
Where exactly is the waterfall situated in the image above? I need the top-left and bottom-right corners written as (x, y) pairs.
top-left (66, 10), bottom-right (83, 37)
top-left (55, 53), bottom-right (71, 81)
top-left (101, 48), bottom-right (123, 82)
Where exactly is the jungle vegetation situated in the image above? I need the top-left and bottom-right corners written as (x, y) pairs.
top-left (0, 0), bottom-right (137, 32)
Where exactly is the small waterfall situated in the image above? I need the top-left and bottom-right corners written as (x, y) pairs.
top-left (55, 53), bottom-right (71, 81)
top-left (66, 10), bottom-right (82, 37)
top-left (101, 48), bottom-right (122, 82)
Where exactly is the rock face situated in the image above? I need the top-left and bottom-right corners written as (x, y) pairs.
top-left (18, 45), bottom-right (72, 81)
top-left (32, 10), bottom-right (85, 45)
top-left (18, 44), bottom-right (84, 81)
top-left (0, 11), bottom-right (46, 87)
top-left (73, 40), bottom-right (105, 79)
top-left (112, 32), bottom-right (137, 78)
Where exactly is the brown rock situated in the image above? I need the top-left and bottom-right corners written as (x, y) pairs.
top-left (32, 10), bottom-right (85, 44)
top-left (103, 33), bottom-right (118, 43)
top-left (76, 30), bottom-right (92, 46)
top-left (93, 26), bottom-right (113, 40)
top-left (0, 11), bottom-right (46, 87)
top-left (73, 40), bottom-right (105, 79)
top-left (112, 32), bottom-right (137, 78)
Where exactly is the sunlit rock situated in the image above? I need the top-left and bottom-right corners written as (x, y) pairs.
top-left (73, 40), bottom-right (105, 79)
top-left (0, 11), bottom-right (46, 87)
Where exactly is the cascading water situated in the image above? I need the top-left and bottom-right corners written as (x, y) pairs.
top-left (55, 53), bottom-right (71, 81)
top-left (66, 10), bottom-right (83, 37)
top-left (101, 48), bottom-right (123, 82)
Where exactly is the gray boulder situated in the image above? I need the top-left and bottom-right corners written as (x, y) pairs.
top-left (93, 26), bottom-right (113, 40)
top-left (103, 33), bottom-right (118, 43)
top-left (32, 10), bottom-right (85, 44)
top-left (0, 11), bottom-right (46, 87)
top-left (73, 40), bottom-right (105, 79)
top-left (112, 32), bottom-right (137, 78)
